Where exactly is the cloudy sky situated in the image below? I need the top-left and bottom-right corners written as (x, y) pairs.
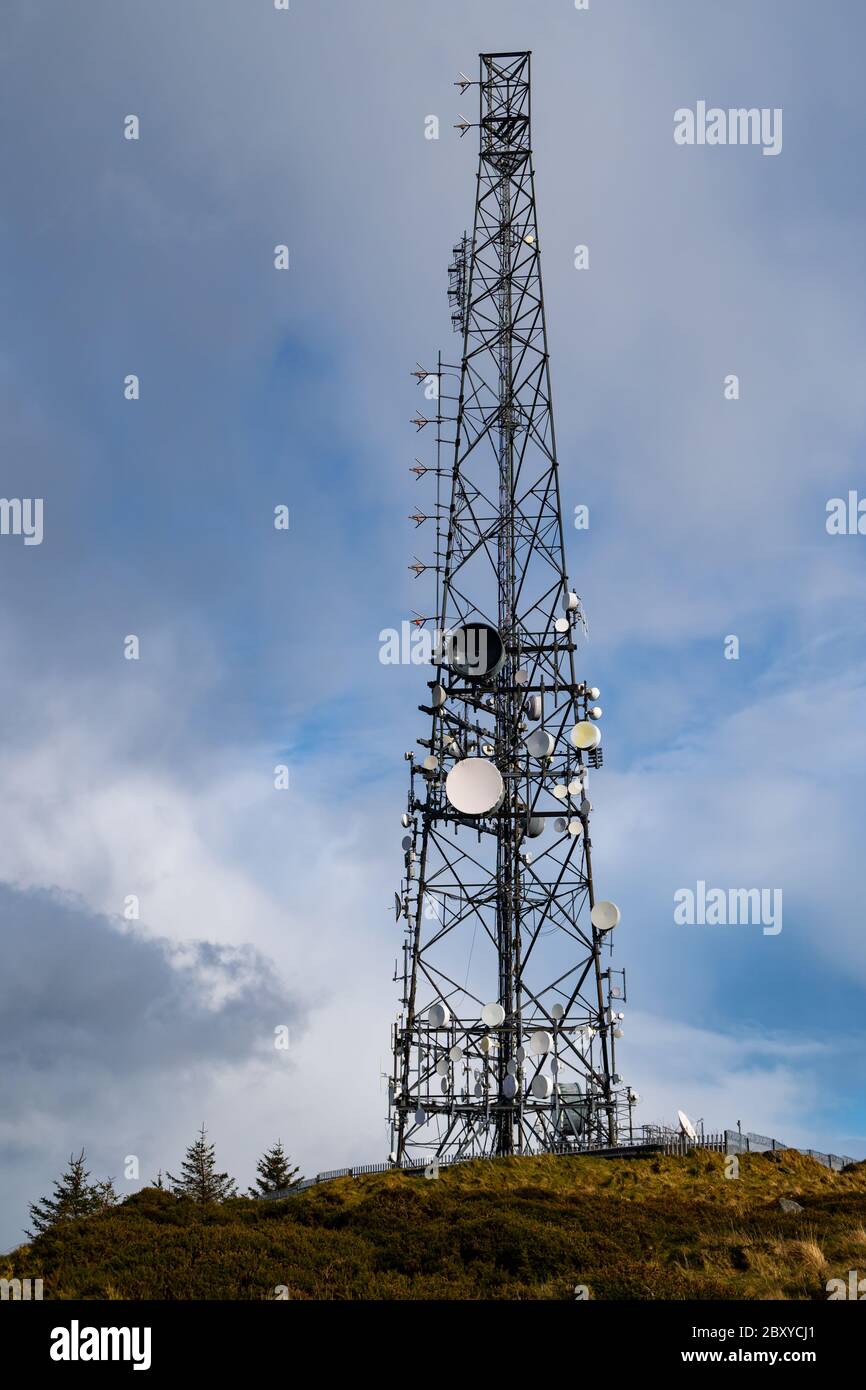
top-left (1, 0), bottom-right (865, 1249)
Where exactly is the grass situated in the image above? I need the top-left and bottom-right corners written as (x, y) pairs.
top-left (4, 1149), bottom-right (866, 1300)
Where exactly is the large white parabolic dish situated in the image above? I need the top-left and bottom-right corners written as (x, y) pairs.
top-left (571, 721), bottom-right (601, 751)
top-left (590, 900), bottom-right (621, 932)
top-left (445, 757), bottom-right (504, 816)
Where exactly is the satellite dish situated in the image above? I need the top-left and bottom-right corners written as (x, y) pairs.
top-left (445, 624), bottom-right (505, 680)
top-left (529, 1030), bottom-right (552, 1057)
top-left (449, 1045), bottom-right (463, 1062)
top-left (567, 819), bottom-right (583, 837)
top-left (589, 706), bottom-right (603, 720)
top-left (677, 1109), bottom-right (697, 1141)
top-left (401, 835), bottom-right (412, 851)
top-left (531, 1074), bottom-right (552, 1100)
top-left (554, 817), bottom-right (567, 833)
top-left (440, 1078), bottom-right (449, 1094)
top-left (401, 812), bottom-right (412, 828)
top-left (415, 1107), bottom-right (427, 1126)
top-left (394, 892), bottom-right (402, 921)
top-left (481, 1002), bottom-right (506, 1028)
top-left (525, 695), bottom-right (543, 721)
top-left (502, 1074), bottom-right (518, 1099)
top-left (611, 986), bottom-right (622, 999)
top-left (587, 687), bottom-right (600, 700)
top-left (524, 815), bottom-right (545, 838)
top-left (479, 1035), bottom-right (492, 1054)
top-left (431, 684), bottom-right (447, 707)
top-left (613, 1028), bottom-right (624, 1039)
top-left (445, 758), bottom-right (505, 816)
top-left (563, 591), bottom-right (580, 612)
top-left (474, 1082), bottom-right (483, 1097)
top-left (591, 900), bottom-right (621, 933)
top-left (551, 1003), bottom-right (565, 1021)
top-left (525, 729), bottom-right (555, 760)
top-left (567, 778), bottom-right (583, 796)
top-left (516, 1045), bottom-right (526, 1063)
top-left (422, 754), bottom-right (439, 772)
top-left (436, 1059), bottom-right (449, 1077)
top-left (506, 1059), bottom-right (518, 1077)
top-left (571, 721), bottom-right (601, 751)
top-left (428, 1002), bottom-right (451, 1028)
top-left (515, 668), bottom-right (529, 687)
top-left (551, 1057), bottom-right (562, 1075)
top-left (553, 784), bottom-right (568, 800)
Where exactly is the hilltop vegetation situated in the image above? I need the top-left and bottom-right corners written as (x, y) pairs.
top-left (4, 1149), bottom-right (866, 1300)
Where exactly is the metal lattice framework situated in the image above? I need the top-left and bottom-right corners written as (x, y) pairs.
top-left (389, 52), bottom-right (633, 1165)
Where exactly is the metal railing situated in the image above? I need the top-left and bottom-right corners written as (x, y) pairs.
top-left (257, 1128), bottom-right (860, 1200)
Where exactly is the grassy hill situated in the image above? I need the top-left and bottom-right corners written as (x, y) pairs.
top-left (5, 1149), bottom-right (866, 1300)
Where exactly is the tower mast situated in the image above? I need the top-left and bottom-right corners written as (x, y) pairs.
top-left (391, 52), bottom-right (631, 1166)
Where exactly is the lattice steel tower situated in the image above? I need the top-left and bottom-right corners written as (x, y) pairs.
top-left (389, 52), bottom-right (634, 1165)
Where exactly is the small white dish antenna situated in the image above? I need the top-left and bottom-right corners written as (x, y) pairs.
top-left (567, 779), bottom-right (582, 796)
top-left (531, 1074), bottom-right (552, 1100)
top-left (481, 1002), bottom-right (506, 1028)
top-left (567, 819), bottom-right (583, 837)
top-left (394, 892), bottom-right (402, 921)
top-left (525, 728), bottom-right (555, 760)
top-left (590, 901), bottom-right (621, 932)
top-left (524, 816), bottom-right (545, 838)
top-left (551, 1003), bottom-right (565, 1021)
top-left (401, 812), bottom-right (412, 828)
top-left (516, 1045), bottom-right (526, 1063)
top-left (474, 1082), bottom-right (483, 1097)
top-left (677, 1109), bottom-right (697, 1141)
top-left (529, 1029), bottom-right (552, 1057)
top-left (553, 784), bottom-right (568, 800)
top-left (554, 817), bottom-right (567, 833)
top-left (525, 695), bottom-right (543, 721)
top-left (436, 1059), bottom-right (449, 1077)
top-left (554, 617), bottom-right (570, 634)
top-left (422, 754), bottom-right (439, 772)
top-left (428, 1002), bottom-right (451, 1028)
top-left (502, 1074), bottom-right (518, 1099)
top-left (449, 1045), bottom-right (463, 1062)
top-left (431, 684), bottom-right (447, 707)
top-left (445, 758), bottom-right (505, 816)
top-left (506, 1059), bottom-right (518, 1077)
top-left (563, 591), bottom-right (580, 612)
top-left (515, 668), bottom-right (529, 687)
top-left (587, 687), bottom-right (600, 700)
top-left (440, 1078), bottom-right (449, 1094)
top-left (415, 1107), bottom-right (427, 1126)
top-left (571, 721), bottom-right (601, 751)
top-left (401, 835), bottom-right (412, 851)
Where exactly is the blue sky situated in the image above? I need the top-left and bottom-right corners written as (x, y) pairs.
top-left (1, 0), bottom-right (865, 1248)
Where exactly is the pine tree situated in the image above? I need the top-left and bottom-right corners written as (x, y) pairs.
top-left (248, 1140), bottom-right (303, 1196)
top-left (165, 1125), bottom-right (238, 1203)
top-left (152, 1170), bottom-right (165, 1190)
top-left (27, 1151), bottom-right (113, 1237)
